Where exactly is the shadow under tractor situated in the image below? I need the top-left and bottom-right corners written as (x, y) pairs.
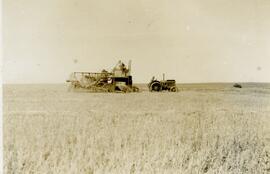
top-left (148, 74), bottom-right (178, 92)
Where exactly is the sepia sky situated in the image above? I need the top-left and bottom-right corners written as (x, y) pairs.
top-left (3, 0), bottom-right (270, 83)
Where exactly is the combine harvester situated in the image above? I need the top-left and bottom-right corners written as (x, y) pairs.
top-left (66, 60), bottom-right (139, 93)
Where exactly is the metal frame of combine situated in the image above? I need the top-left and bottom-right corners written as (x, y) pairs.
top-left (66, 61), bottom-right (139, 93)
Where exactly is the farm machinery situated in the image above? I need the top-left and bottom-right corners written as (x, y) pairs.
top-left (66, 60), bottom-right (139, 93)
top-left (148, 74), bottom-right (178, 92)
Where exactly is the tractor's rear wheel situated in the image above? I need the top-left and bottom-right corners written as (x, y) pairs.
top-left (150, 82), bottom-right (161, 92)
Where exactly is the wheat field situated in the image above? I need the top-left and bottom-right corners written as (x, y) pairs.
top-left (3, 84), bottom-right (270, 174)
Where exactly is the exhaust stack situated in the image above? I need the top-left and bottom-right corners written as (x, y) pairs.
top-left (128, 60), bottom-right (131, 75)
top-left (163, 73), bottom-right (165, 81)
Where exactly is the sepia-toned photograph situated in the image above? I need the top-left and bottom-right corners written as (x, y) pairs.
top-left (2, 0), bottom-right (270, 173)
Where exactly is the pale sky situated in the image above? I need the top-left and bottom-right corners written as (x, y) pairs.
top-left (3, 0), bottom-right (270, 83)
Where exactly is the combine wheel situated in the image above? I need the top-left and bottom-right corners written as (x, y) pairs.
top-left (132, 86), bottom-right (140, 92)
top-left (72, 81), bottom-right (81, 89)
top-left (96, 82), bottom-right (105, 87)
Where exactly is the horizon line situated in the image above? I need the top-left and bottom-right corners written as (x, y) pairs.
top-left (2, 82), bottom-right (270, 85)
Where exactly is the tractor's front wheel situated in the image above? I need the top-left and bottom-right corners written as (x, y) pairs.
top-left (170, 86), bottom-right (178, 92)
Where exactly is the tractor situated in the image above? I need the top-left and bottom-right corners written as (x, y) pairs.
top-left (148, 74), bottom-right (178, 92)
